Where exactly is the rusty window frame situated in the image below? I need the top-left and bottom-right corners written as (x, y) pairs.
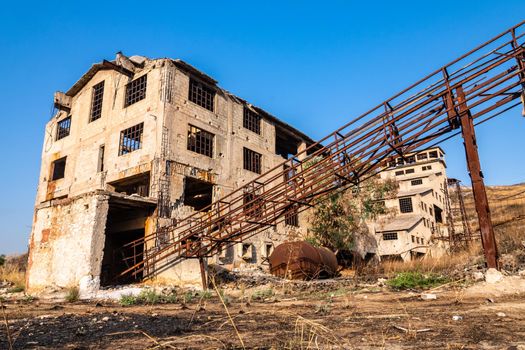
top-left (243, 107), bottom-right (261, 134)
top-left (119, 123), bottom-right (144, 156)
top-left (382, 232), bottom-right (398, 240)
top-left (56, 116), bottom-right (71, 140)
top-left (189, 79), bottom-right (215, 111)
top-left (399, 197), bottom-right (413, 213)
top-left (243, 147), bottom-right (262, 174)
top-left (90, 81), bottom-right (105, 122)
top-left (187, 125), bottom-right (214, 157)
top-left (124, 74), bottom-right (147, 107)
top-left (51, 156), bottom-right (67, 181)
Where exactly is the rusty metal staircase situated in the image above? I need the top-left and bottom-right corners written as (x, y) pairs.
top-left (119, 21), bottom-right (525, 280)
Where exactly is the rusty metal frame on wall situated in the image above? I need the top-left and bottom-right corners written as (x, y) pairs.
top-left (118, 21), bottom-right (525, 279)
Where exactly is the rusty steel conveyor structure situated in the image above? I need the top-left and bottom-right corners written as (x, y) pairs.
top-left (118, 21), bottom-right (525, 283)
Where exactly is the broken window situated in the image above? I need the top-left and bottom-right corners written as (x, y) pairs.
top-left (97, 145), bottom-right (105, 172)
top-left (265, 243), bottom-right (274, 259)
top-left (417, 153), bottom-right (428, 161)
top-left (51, 157), bottom-right (67, 180)
top-left (243, 107), bottom-right (261, 134)
top-left (285, 205), bottom-right (299, 227)
top-left (189, 79), bottom-right (215, 111)
top-left (434, 205), bottom-right (443, 223)
top-left (119, 123), bottom-right (143, 155)
top-left (184, 177), bottom-right (213, 211)
top-left (422, 165), bottom-right (432, 171)
top-left (405, 168), bottom-right (415, 174)
top-left (243, 191), bottom-right (263, 218)
top-left (383, 232), bottom-right (398, 240)
top-left (56, 116), bottom-right (71, 140)
top-left (399, 197), bottom-right (413, 213)
top-left (429, 150), bottom-right (438, 158)
top-left (406, 155), bottom-right (416, 163)
top-left (125, 74), bottom-right (147, 107)
top-left (187, 125), bottom-right (214, 157)
top-left (396, 158), bottom-right (404, 165)
top-left (110, 173), bottom-right (150, 197)
top-left (90, 81), bottom-right (104, 122)
top-left (411, 179), bottom-right (423, 186)
top-left (241, 243), bottom-right (254, 261)
top-left (243, 147), bottom-right (262, 174)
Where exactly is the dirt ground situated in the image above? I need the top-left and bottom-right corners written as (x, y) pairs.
top-left (2, 278), bottom-right (525, 350)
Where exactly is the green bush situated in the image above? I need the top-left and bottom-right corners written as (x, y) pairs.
top-left (251, 288), bottom-right (275, 301)
top-left (119, 293), bottom-right (138, 306)
top-left (387, 272), bottom-right (448, 290)
top-left (0, 255), bottom-right (5, 266)
top-left (7, 285), bottom-right (24, 293)
top-left (138, 289), bottom-right (161, 304)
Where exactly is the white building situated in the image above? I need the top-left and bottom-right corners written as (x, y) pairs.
top-left (371, 147), bottom-right (450, 261)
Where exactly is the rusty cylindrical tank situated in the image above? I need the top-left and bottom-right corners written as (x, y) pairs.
top-left (268, 241), bottom-right (338, 280)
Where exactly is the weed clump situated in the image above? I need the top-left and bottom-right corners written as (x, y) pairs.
top-left (387, 272), bottom-right (448, 290)
top-left (65, 286), bottom-right (79, 302)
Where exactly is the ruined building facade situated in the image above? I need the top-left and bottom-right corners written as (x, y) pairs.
top-left (369, 147), bottom-right (451, 261)
top-left (27, 54), bottom-right (316, 292)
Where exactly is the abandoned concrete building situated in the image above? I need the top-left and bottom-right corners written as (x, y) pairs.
top-left (369, 147), bottom-right (451, 261)
top-left (26, 53), bottom-right (317, 293)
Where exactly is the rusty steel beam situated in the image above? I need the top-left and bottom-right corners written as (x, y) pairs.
top-left (457, 86), bottom-right (499, 268)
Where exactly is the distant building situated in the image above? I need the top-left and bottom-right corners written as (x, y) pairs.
top-left (370, 147), bottom-right (450, 261)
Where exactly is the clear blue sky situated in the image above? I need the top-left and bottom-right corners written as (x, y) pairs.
top-left (1, 1), bottom-right (524, 254)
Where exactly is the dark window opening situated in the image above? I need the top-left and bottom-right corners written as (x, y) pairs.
top-left (406, 155), bottom-right (416, 163)
top-left (265, 243), bottom-right (274, 259)
top-left (119, 123), bottom-right (144, 155)
top-left (285, 205), bottom-right (299, 227)
top-left (97, 145), bottom-right (105, 172)
top-left (429, 150), bottom-right (438, 158)
top-left (189, 79), bottom-right (215, 111)
top-left (433, 205), bottom-right (443, 223)
top-left (411, 235), bottom-right (415, 243)
top-left (417, 153), bottom-right (428, 160)
top-left (399, 197), bottom-right (413, 213)
top-left (396, 158), bottom-right (404, 165)
top-left (395, 170), bottom-right (404, 176)
top-left (184, 177), bottom-right (213, 212)
top-left (243, 107), bottom-right (261, 134)
top-left (243, 147), bottom-right (262, 174)
top-left (187, 125), bottom-right (214, 157)
top-left (109, 173), bottom-right (150, 197)
top-left (383, 232), bottom-right (398, 240)
top-left (243, 191), bottom-right (264, 218)
top-left (411, 179), bottom-right (423, 186)
top-left (56, 116), bottom-right (71, 140)
top-left (125, 74), bottom-right (147, 107)
top-left (422, 165), bottom-right (432, 171)
top-left (241, 243), bottom-right (254, 262)
top-left (90, 81), bottom-right (105, 122)
top-left (51, 157), bottom-right (67, 181)
top-left (275, 126), bottom-right (299, 159)
top-left (405, 168), bottom-right (415, 174)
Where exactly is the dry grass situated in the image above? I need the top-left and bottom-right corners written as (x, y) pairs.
top-left (0, 253), bottom-right (27, 293)
top-left (381, 245), bottom-right (481, 277)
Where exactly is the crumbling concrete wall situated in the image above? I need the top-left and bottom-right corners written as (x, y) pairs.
top-left (27, 193), bottom-right (108, 293)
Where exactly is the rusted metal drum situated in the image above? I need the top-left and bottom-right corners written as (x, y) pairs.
top-left (268, 241), bottom-right (338, 280)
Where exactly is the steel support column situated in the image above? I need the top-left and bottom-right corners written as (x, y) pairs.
top-left (457, 86), bottom-right (499, 269)
top-left (199, 257), bottom-right (208, 290)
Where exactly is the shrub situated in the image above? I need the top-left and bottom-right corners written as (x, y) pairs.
top-left (138, 289), bottom-right (161, 304)
top-left (65, 286), bottom-right (79, 302)
top-left (387, 272), bottom-right (448, 290)
top-left (120, 293), bottom-right (138, 306)
top-left (251, 288), bottom-right (275, 301)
